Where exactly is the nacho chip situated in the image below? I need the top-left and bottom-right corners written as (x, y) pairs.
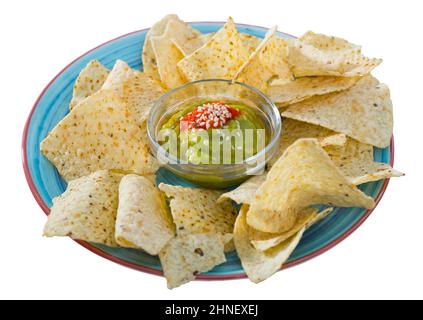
top-left (269, 118), bottom-right (346, 167)
top-left (43, 170), bottom-right (122, 246)
top-left (325, 137), bottom-right (404, 185)
top-left (177, 17), bottom-right (249, 81)
top-left (250, 207), bottom-right (333, 251)
top-left (101, 60), bottom-right (135, 93)
top-left (282, 75), bottom-right (393, 148)
top-left (240, 33), bottom-right (261, 55)
top-left (158, 183), bottom-right (237, 251)
top-left (268, 76), bottom-right (359, 107)
top-left (234, 27), bottom-right (292, 91)
top-left (164, 19), bottom-right (203, 56)
top-left (121, 70), bottom-right (165, 123)
top-left (151, 25), bottom-right (187, 89)
top-left (274, 119), bottom-right (400, 184)
top-left (69, 60), bottom-right (109, 110)
top-left (247, 139), bottom-right (375, 233)
top-left (142, 14), bottom-right (181, 77)
top-left (159, 233), bottom-right (228, 289)
top-left (218, 174), bottom-right (266, 205)
top-left (115, 175), bottom-right (175, 255)
top-left (41, 89), bottom-right (158, 181)
top-left (234, 205), bottom-right (304, 283)
top-left (287, 31), bottom-right (382, 77)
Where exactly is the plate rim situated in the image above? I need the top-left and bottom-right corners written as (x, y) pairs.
top-left (22, 23), bottom-right (394, 281)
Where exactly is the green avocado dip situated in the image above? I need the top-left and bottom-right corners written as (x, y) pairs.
top-left (158, 100), bottom-right (268, 165)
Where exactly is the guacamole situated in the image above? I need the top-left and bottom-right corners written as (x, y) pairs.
top-left (158, 100), bottom-right (268, 165)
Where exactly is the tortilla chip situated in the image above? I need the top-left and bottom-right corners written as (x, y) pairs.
top-left (250, 207), bottom-right (333, 251)
top-left (287, 31), bottom-right (382, 77)
top-left (240, 33), bottom-right (261, 55)
top-left (142, 14), bottom-right (180, 78)
top-left (218, 174), bottom-right (267, 205)
top-left (69, 60), bottom-right (109, 110)
top-left (151, 26), bottom-right (186, 89)
top-left (269, 118), bottom-right (346, 167)
top-left (41, 89), bottom-right (158, 181)
top-left (325, 137), bottom-right (404, 185)
top-left (159, 233), bottom-right (227, 289)
top-left (158, 183), bottom-right (237, 251)
top-left (163, 19), bottom-right (203, 56)
top-left (247, 138), bottom-right (375, 233)
top-left (115, 175), bottom-right (175, 255)
top-left (177, 17), bottom-right (249, 81)
top-left (282, 75), bottom-right (393, 148)
top-left (234, 27), bottom-right (292, 91)
top-left (268, 76), bottom-right (359, 107)
top-left (43, 170), bottom-right (122, 246)
top-left (101, 60), bottom-right (135, 93)
top-left (234, 205), bottom-right (305, 283)
top-left (121, 71), bottom-right (165, 123)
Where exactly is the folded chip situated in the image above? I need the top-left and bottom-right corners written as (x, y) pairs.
top-left (158, 183), bottom-right (237, 251)
top-left (159, 233), bottom-right (228, 289)
top-left (43, 170), bottom-right (123, 246)
top-left (218, 175), bottom-right (267, 205)
top-left (247, 138), bottom-right (375, 233)
top-left (234, 205), bottom-right (304, 283)
top-left (235, 205), bottom-right (334, 283)
top-left (234, 26), bottom-right (292, 91)
top-left (282, 75), bottom-right (393, 148)
top-left (287, 31), bottom-right (382, 77)
top-left (41, 89), bottom-right (158, 181)
top-left (177, 17), bottom-right (249, 81)
top-left (151, 22), bottom-right (187, 89)
top-left (115, 175), bottom-right (175, 255)
top-left (142, 14), bottom-right (181, 79)
top-left (69, 60), bottom-right (110, 110)
top-left (267, 76), bottom-right (359, 107)
top-left (250, 207), bottom-right (333, 251)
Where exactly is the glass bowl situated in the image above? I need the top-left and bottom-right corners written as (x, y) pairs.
top-left (147, 79), bottom-right (281, 189)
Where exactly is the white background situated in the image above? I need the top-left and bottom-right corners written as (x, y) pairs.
top-left (0, 0), bottom-right (421, 300)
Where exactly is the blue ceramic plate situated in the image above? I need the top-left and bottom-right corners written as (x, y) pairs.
top-left (22, 22), bottom-right (394, 280)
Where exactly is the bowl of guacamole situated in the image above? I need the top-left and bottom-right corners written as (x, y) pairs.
top-left (147, 79), bottom-right (281, 188)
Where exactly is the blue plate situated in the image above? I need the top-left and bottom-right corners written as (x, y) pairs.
top-left (22, 22), bottom-right (394, 280)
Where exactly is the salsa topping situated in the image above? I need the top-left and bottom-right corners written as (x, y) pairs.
top-left (180, 101), bottom-right (240, 131)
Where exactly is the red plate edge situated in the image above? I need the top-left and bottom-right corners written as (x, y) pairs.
top-left (21, 25), bottom-right (394, 281)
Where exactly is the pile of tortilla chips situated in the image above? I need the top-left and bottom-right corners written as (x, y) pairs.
top-left (41, 14), bottom-right (403, 288)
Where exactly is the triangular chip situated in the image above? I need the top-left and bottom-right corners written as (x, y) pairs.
top-left (177, 17), bottom-right (249, 81)
top-left (240, 33), bottom-right (261, 55)
top-left (158, 183), bottom-right (237, 251)
top-left (247, 139), bottom-right (375, 233)
top-left (43, 170), bottom-right (122, 246)
top-left (282, 75), bottom-right (393, 148)
top-left (115, 175), bottom-right (175, 255)
top-left (234, 205), bottom-right (305, 283)
top-left (267, 76), bottom-right (359, 107)
top-left (218, 174), bottom-right (266, 205)
top-left (325, 137), bottom-right (404, 185)
top-left (165, 19), bottom-right (203, 56)
top-left (151, 24), bottom-right (187, 89)
top-left (142, 14), bottom-right (181, 78)
top-left (287, 31), bottom-right (382, 77)
top-left (250, 207), bottom-right (333, 251)
top-left (121, 71), bottom-right (165, 123)
top-left (41, 89), bottom-right (158, 181)
top-left (69, 60), bottom-right (109, 110)
top-left (159, 233), bottom-right (227, 289)
top-left (234, 27), bottom-right (292, 91)
top-left (101, 60), bottom-right (135, 93)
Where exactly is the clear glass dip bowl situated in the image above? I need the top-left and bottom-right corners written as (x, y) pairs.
top-left (147, 79), bottom-right (281, 189)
